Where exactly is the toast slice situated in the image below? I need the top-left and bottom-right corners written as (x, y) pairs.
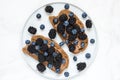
top-left (49, 9), bottom-right (88, 54)
top-left (22, 35), bottom-right (69, 74)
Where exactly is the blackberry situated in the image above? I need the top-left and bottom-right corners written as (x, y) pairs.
top-left (68, 17), bottom-right (76, 25)
top-left (55, 53), bottom-right (62, 63)
top-left (47, 47), bottom-right (55, 55)
top-left (66, 26), bottom-right (73, 34)
top-left (68, 34), bottom-right (77, 41)
top-left (78, 33), bottom-right (87, 40)
top-left (48, 29), bottom-right (56, 39)
top-left (40, 44), bottom-right (48, 52)
top-left (86, 19), bottom-right (92, 28)
top-left (53, 60), bottom-right (61, 69)
top-left (37, 63), bottom-right (46, 72)
top-left (57, 23), bottom-right (65, 34)
top-left (46, 55), bottom-right (54, 64)
top-left (77, 62), bottom-right (86, 71)
top-left (27, 45), bottom-right (37, 53)
top-left (36, 38), bottom-right (43, 46)
top-left (69, 44), bottom-right (75, 52)
top-left (38, 53), bottom-right (46, 63)
top-left (45, 5), bottom-right (53, 13)
top-left (28, 26), bottom-right (37, 34)
top-left (59, 14), bottom-right (68, 22)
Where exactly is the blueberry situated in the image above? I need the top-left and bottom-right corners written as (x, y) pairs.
top-left (37, 63), bottom-right (46, 72)
top-left (40, 24), bottom-right (45, 30)
top-left (77, 62), bottom-right (86, 71)
top-left (73, 40), bottom-right (78, 45)
top-left (62, 33), bottom-right (67, 38)
top-left (59, 14), bottom-right (68, 22)
top-left (48, 29), bottom-right (56, 39)
top-left (36, 13), bottom-right (41, 19)
top-left (56, 68), bottom-right (60, 73)
top-left (43, 40), bottom-right (48, 44)
top-left (64, 72), bottom-right (69, 77)
top-left (73, 56), bottom-right (77, 61)
top-left (82, 12), bottom-right (87, 18)
top-left (80, 28), bottom-right (85, 33)
top-left (72, 29), bottom-right (77, 35)
top-left (45, 5), bottom-right (53, 13)
top-left (52, 52), bottom-right (58, 57)
top-left (69, 12), bottom-right (74, 17)
top-left (31, 42), bottom-right (36, 45)
top-left (78, 33), bottom-right (87, 40)
top-left (63, 21), bottom-right (69, 27)
top-left (50, 42), bottom-right (55, 47)
top-left (47, 64), bottom-right (53, 69)
top-left (53, 18), bottom-right (58, 24)
top-left (64, 3), bottom-right (70, 9)
top-left (90, 39), bottom-right (95, 44)
top-left (86, 19), bottom-right (92, 28)
top-left (28, 26), bottom-right (37, 34)
top-left (62, 58), bottom-right (66, 64)
top-left (65, 40), bottom-right (69, 44)
top-left (25, 40), bottom-right (30, 44)
top-left (43, 52), bottom-right (48, 56)
top-left (81, 42), bottom-right (85, 48)
top-left (59, 42), bottom-right (64, 46)
top-left (85, 53), bottom-right (91, 59)
top-left (69, 44), bottom-right (75, 52)
top-left (35, 45), bottom-right (41, 50)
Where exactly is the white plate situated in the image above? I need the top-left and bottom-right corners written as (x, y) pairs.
top-left (21, 2), bottom-right (98, 80)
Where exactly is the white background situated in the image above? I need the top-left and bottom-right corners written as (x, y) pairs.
top-left (0, 0), bottom-right (120, 80)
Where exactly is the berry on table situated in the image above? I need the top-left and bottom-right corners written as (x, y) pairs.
top-left (86, 19), bottom-right (92, 28)
top-left (73, 56), bottom-right (77, 61)
top-left (85, 53), bottom-right (91, 59)
top-left (45, 5), bottom-right (54, 13)
top-left (40, 24), bottom-right (45, 30)
top-left (48, 29), bottom-right (56, 39)
top-left (82, 12), bottom-right (87, 18)
top-left (28, 26), bottom-right (37, 34)
top-left (37, 63), bottom-right (46, 72)
top-left (77, 62), bottom-right (86, 71)
top-left (64, 3), bottom-right (70, 9)
top-left (90, 39), bottom-right (95, 44)
top-left (64, 72), bottom-right (69, 77)
top-left (25, 40), bottom-right (30, 44)
top-left (36, 13), bottom-right (41, 19)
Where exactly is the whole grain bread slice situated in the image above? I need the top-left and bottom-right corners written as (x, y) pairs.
top-left (22, 35), bottom-right (69, 74)
top-left (49, 9), bottom-right (88, 54)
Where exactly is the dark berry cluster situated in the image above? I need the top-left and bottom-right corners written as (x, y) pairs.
top-left (27, 37), bottom-right (65, 73)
